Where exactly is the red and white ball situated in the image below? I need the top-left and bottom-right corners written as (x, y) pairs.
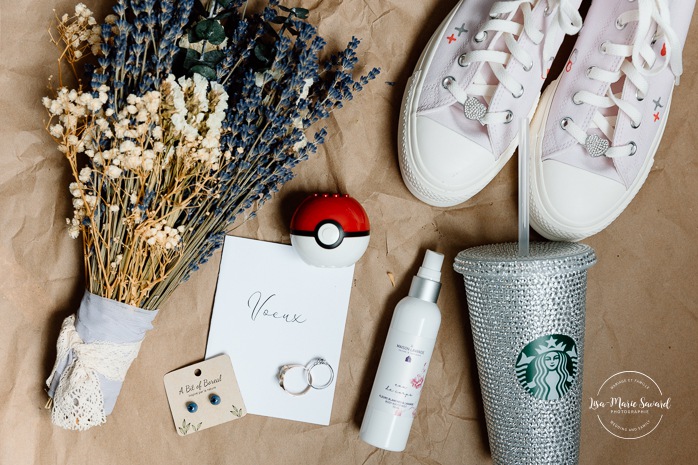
top-left (290, 194), bottom-right (370, 268)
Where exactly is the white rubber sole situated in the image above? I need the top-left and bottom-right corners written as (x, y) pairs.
top-left (529, 78), bottom-right (673, 241)
top-left (398, 0), bottom-right (538, 208)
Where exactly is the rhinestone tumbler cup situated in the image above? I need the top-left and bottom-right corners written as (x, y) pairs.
top-left (454, 242), bottom-right (596, 465)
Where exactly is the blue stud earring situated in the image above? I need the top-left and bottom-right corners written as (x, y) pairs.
top-left (209, 394), bottom-right (221, 406)
top-left (186, 401), bottom-right (198, 413)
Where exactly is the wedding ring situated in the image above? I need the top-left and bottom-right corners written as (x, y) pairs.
top-left (278, 364), bottom-right (311, 396)
top-left (305, 358), bottom-right (334, 390)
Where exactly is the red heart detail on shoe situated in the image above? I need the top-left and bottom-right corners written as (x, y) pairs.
top-left (661, 43), bottom-right (667, 56)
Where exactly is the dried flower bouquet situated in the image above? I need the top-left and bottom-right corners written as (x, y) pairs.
top-left (43, 0), bottom-right (377, 431)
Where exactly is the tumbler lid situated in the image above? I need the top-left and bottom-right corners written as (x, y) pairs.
top-left (453, 242), bottom-right (596, 278)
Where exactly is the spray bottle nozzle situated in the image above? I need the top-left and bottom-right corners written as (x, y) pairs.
top-left (417, 250), bottom-right (444, 283)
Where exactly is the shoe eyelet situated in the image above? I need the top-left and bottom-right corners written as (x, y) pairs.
top-left (489, 12), bottom-right (501, 19)
top-left (572, 93), bottom-right (583, 105)
top-left (504, 110), bottom-right (513, 124)
top-left (599, 41), bottom-right (609, 54)
top-left (585, 66), bottom-right (595, 78)
top-left (636, 89), bottom-right (645, 101)
top-left (615, 18), bottom-right (627, 30)
top-left (560, 117), bottom-right (573, 130)
top-left (523, 61), bottom-right (533, 72)
top-left (442, 76), bottom-right (455, 89)
top-left (631, 120), bottom-right (641, 129)
top-left (512, 86), bottom-right (524, 99)
top-left (457, 54), bottom-right (470, 68)
top-left (544, 3), bottom-right (553, 16)
top-left (628, 141), bottom-right (637, 155)
top-left (474, 31), bottom-right (488, 43)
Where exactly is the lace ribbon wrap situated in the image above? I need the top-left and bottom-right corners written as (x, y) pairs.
top-left (45, 291), bottom-right (158, 431)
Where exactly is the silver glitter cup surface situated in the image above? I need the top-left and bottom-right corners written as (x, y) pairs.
top-left (454, 242), bottom-right (596, 465)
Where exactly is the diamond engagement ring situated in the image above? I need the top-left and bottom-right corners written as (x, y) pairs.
top-left (305, 358), bottom-right (334, 390)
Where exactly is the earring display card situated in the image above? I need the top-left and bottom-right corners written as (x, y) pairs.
top-left (205, 236), bottom-right (354, 425)
top-left (163, 354), bottom-right (246, 436)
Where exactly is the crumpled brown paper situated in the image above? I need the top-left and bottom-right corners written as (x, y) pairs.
top-left (1, 0), bottom-right (697, 463)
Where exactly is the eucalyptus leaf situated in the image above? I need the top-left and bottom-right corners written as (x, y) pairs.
top-left (287, 26), bottom-right (298, 36)
top-left (215, 11), bottom-right (235, 21)
top-left (291, 7), bottom-right (309, 19)
top-left (270, 15), bottom-right (286, 24)
top-left (193, 19), bottom-right (226, 45)
top-left (254, 43), bottom-right (273, 66)
top-left (202, 50), bottom-right (225, 66)
top-left (190, 65), bottom-right (218, 80)
top-left (216, 0), bottom-right (233, 7)
top-left (261, 21), bottom-right (279, 39)
top-left (183, 48), bottom-right (201, 68)
top-left (188, 28), bottom-right (203, 44)
top-left (277, 5), bottom-right (292, 12)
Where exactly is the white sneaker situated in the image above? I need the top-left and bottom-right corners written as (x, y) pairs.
top-left (530, 0), bottom-right (694, 241)
top-left (399, 0), bottom-right (583, 207)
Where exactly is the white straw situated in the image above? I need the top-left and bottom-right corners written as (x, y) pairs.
top-left (518, 117), bottom-right (530, 257)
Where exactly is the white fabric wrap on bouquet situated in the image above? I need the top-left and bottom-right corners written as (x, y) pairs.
top-left (46, 291), bottom-right (158, 431)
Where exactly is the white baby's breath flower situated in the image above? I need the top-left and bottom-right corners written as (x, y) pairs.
top-left (78, 167), bottom-right (92, 183)
top-left (106, 165), bottom-right (123, 178)
top-left (109, 205), bottom-right (120, 213)
top-left (119, 140), bottom-right (136, 154)
top-left (84, 194), bottom-right (97, 208)
top-left (49, 124), bottom-right (64, 138)
top-left (68, 225), bottom-right (80, 239)
top-left (123, 155), bottom-right (142, 170)
top-left (69, 182), bottom-right (81, 197)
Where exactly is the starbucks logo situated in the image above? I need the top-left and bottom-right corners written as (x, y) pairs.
top-left (516, 334), bottom-right (578, 401)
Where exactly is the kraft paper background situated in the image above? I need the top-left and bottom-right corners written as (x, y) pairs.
top-left (1, 0), bottom-right (696, 464)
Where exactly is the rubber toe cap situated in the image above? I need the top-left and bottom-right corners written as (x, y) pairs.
top-left (414, 115), bottom-right (496, 191)
top-left (540, 160), bottom-right (626, 226)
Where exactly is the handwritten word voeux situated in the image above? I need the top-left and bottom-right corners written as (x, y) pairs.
top-left (247, 291), bottom-right (306, 324)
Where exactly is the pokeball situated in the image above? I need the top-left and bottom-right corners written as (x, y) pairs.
top-left (290, 194), bottom-right (370, 268)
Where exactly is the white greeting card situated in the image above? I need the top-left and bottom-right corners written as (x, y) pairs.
top-left (205, 236), bottom-right (354, 425)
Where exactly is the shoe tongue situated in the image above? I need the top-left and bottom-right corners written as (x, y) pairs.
top-left (472, 8), bottom-right (523, 98)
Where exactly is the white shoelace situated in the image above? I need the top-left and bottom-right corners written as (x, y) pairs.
top-left (443, 0), bottom-right (583, 125)
top-left (562, 0), bottom-right (683, 158)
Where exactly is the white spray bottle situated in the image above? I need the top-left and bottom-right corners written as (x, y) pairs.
top-left (360, 249), bottom-right (444, 451)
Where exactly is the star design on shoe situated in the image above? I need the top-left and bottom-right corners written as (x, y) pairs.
top-left (446, 34), bottom-right (456, 44)
top-left (455, 23), bottom-right (468, 37)
top-left (584, 134), bottom-right (609, 158)
top-left (653, 112), bottom-right (660, 122)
